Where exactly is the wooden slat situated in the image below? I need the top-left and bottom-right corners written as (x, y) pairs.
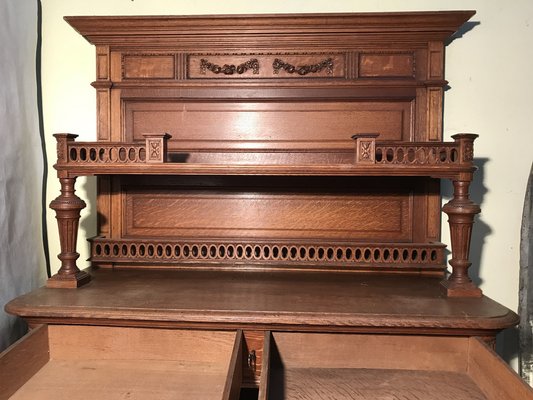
top-left (0, 325), bottom-right (49, 399)
top-left (467, 337), bottom-right (533, 400)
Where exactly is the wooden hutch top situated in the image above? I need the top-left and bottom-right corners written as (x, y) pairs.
top-left (8, 9), bottom-right (508, 327)
top-left (4, 11), bottom-right (532, 400)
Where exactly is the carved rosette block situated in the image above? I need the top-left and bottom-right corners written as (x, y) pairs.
top-left (441, 134), bottom-right (482, 297)
top-left (352, 134), bottom-right (379, 164)
top-left (143, 133), bottom-right (172, 163)
top-left (47, 177), bottom-right (91, 288)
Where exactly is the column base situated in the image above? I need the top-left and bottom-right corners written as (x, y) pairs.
top-left (46, 270), bottom-right (91, 288)
top-left (440, 278), bottom-right (482, 298)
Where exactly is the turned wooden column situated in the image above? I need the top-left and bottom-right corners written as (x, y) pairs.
top-left (47, 176), bottom-right (91, 288)
top-left (441, 134), bottom-right (482, 297)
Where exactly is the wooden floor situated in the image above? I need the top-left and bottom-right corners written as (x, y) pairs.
top-left (269, 368), bottom-right (487, 400)
top-left (6, 268), bottom-right (518, 332)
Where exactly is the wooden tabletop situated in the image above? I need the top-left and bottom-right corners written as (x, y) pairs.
top-left (5, 268), bottom-right (518, 335)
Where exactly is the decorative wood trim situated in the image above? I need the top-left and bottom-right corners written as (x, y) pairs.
top-left (90, 237), bottom-right (446, 271)
top-left (352, 134), bottom-right (379, 163)
top-left (187, 53), bottom-right (344, 79)
top-left (352, 136), bottom-right (463, 166)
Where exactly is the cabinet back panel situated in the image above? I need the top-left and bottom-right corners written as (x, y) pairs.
top-left (120, 177), bottom-right (414, 241)
top-left (124, 100), bottom-right (413, 150)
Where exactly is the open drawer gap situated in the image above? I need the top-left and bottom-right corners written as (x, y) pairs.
top-left (0, 325), bottom-right (244, 400)
top-left (258, 332), bottom-right (533, 400)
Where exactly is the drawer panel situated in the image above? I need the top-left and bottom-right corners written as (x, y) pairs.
top-left (259, 332), bottom-right (533, 400)
top-left (0, 325), bottom-right (243, 400)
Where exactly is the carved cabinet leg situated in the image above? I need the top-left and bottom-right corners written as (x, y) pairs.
top-left (441, 179), bottom-right (482, 297)
top-left (47, 177), bottom-right (91, 288)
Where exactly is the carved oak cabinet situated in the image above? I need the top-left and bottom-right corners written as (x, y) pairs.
top-left (2, 11), bottom-right (533, 400)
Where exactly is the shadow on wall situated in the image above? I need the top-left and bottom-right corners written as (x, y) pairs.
top-left (80, 176), bottom-right (97, 269)
top-left (445, 21), bottom-right (480, 46)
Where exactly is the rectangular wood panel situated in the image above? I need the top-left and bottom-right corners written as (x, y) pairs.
top-left (124, 101), bottom-right (413, 150)
top-left (122, 54), bottom-right (175, 79)
top-left (124, 189), bottom-right (411, 240)
top-left (359, 53), bottom-right (415, 78)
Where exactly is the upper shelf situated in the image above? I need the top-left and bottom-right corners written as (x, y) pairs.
top-left (54, 133), bottom-right (478, 179)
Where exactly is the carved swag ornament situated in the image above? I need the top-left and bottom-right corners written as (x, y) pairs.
top-left (200, 58), bottom-right (259, 75)
top-left (272, 57), bottom-right (334, 75)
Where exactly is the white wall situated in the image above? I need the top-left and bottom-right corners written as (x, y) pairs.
top-left (0, 0), bottom-right (46, 351)
top-left (41, 0), bottom-right (533, 365)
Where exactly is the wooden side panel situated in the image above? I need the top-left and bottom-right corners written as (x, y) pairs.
top-left (124, 101), bottom-right (413, 150)
top-left (123, 188), bottom-right (412, 241)
top-left (0, 325), bottom-right (50, 399)
top-left (467, 338), bottom-right (533, 400)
